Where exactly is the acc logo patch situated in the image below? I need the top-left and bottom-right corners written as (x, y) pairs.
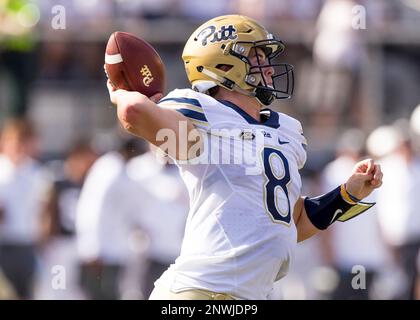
top-left (240, 130), bottom-right (256, 140)
top-left (195, 25), bottom-right (237, 46)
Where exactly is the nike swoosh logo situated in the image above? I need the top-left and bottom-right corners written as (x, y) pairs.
top-left (330, 209), bottom-right (343, 224)
top-left (278, 138), bottom-right (289, 145)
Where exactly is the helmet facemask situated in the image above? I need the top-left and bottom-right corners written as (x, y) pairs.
top-left (230, 39), bottom-right (294, 106)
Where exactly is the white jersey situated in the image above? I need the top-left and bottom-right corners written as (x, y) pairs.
top-left (155, 89), bottom-right (307, 299)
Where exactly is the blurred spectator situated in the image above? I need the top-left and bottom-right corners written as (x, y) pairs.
top-left (42, 141), bottom-right (98, 243)
top-left (0, 117), bottom-right (51, 299)
top-left (36, 140), bottom-right (97, 299)
top-left (75, 137), bottom-right (152, 300)
top-left (314, 0), bottom-right (364, 72)
top-left (127, 148), bottom-right (189, 299)
top-left (319, 128), bottom-right (388, 299)
top-left (304, 0), bottom-right (366, 132)
top-left (0, 0), bottom-right (39, 117)
top-left (368, 121), bottom-right (420, 299)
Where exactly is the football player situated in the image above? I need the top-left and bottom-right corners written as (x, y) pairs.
top-left (107, 15), bottom-right (383, 300)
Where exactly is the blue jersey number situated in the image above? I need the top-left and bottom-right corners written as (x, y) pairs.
top-left (262, 147), bottom-right (291, 224)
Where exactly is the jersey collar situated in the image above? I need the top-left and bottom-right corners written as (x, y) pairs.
top-left (218, 100), bottom-right (280, 129)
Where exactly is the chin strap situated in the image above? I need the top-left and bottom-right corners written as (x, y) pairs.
top-left (255, 87), bottom-right (275, 106)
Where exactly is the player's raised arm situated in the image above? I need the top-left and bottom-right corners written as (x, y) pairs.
top-left (107, 81), bottom-right (201, 161)
top-left (294, 158), bottom-right (383, 242)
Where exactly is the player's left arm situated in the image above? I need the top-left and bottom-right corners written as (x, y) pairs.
top-left (293, 158), bottom-right (383, 243)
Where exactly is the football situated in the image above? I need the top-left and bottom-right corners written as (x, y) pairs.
top-left (105, 31), bottom-right (165, 97)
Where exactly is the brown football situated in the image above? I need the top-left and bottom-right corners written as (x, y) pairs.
top-left (105, 31), bottom-right (165, 97)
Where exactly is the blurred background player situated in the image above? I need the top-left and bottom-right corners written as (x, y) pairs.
top-left (308, 0), bottom-right (366, 131)
top-left (0, 118), bottom-right (50, 299)
top-left (75, 136), bottom-right (152, 300)
top-left (368, 120), bottom-right (420, 300)
top-left (319, 129), bottom-right (388, 299)
top-left (36, 140), bottom-right (97, 299)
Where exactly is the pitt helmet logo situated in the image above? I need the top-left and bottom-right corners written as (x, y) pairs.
top-left (140, 65), bottom-right (154, 87)
top-left (195, 25), bottom-right (237, 46)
